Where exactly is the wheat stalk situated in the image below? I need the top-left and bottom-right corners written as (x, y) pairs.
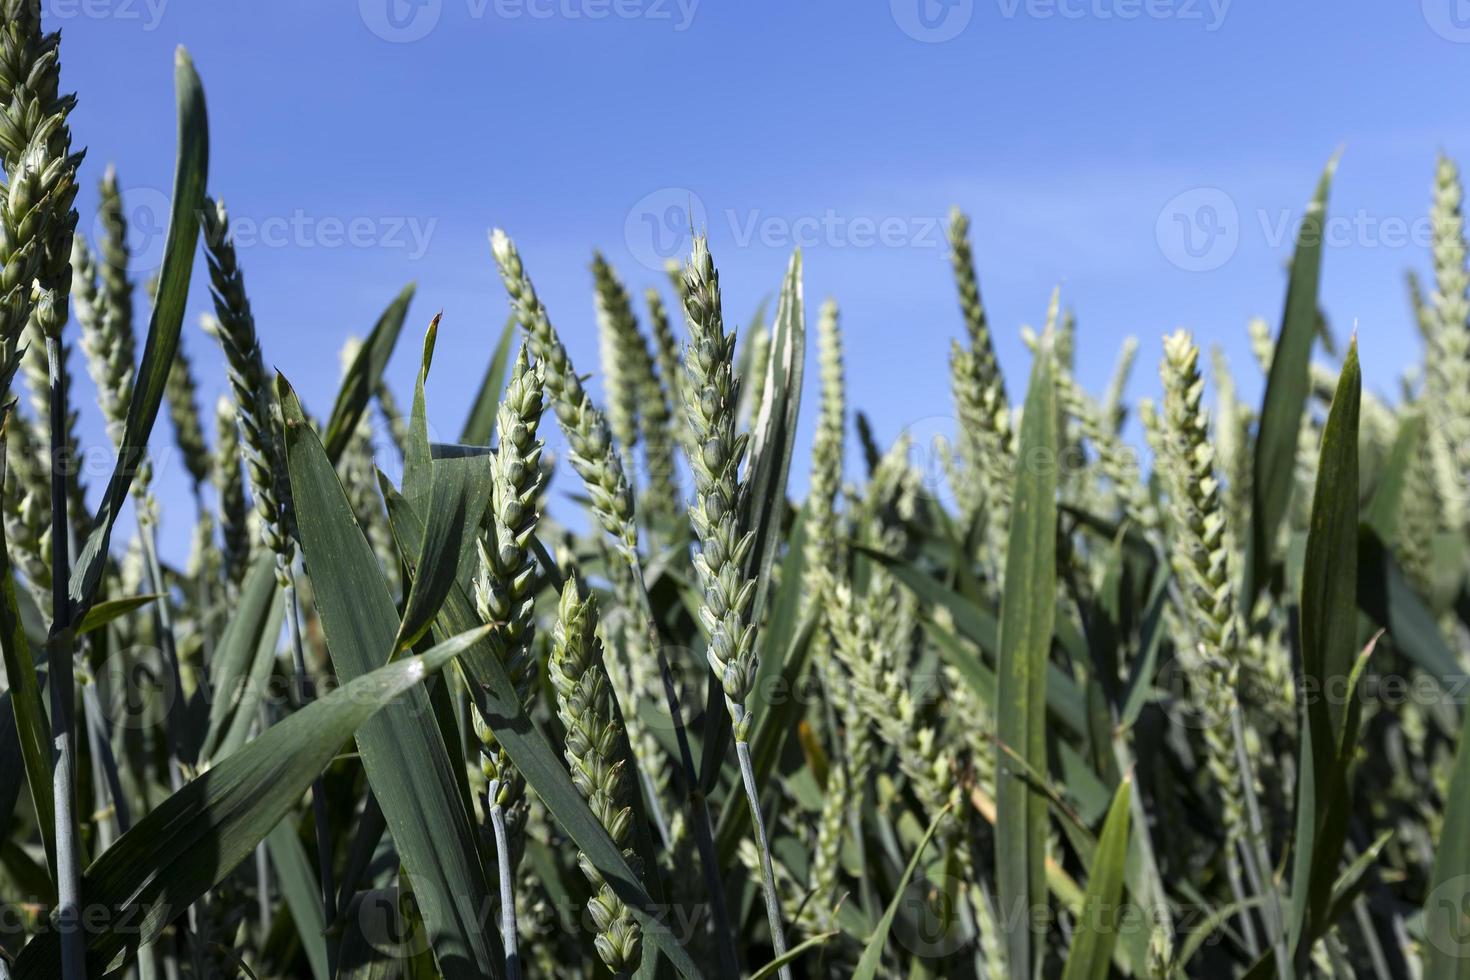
top-left (679, 232), bottom-right (793, 974)
top-left (1158, 328), bottom-right (1284, 962)
top-left (0, 4), bottom-right (85, 973)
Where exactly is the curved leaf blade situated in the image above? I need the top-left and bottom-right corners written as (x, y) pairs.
top-left (70, 48), bottom-right (210, 617)
top-left (280, 377), bottom-right (502, 980)
top-left (11, 627), bottom-right (489, 977)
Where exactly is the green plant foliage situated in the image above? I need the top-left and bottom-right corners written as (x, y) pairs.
top-left (6, 13), bottom-right (1470, 978)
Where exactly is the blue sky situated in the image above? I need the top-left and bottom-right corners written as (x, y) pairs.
top-left (54, 0), bottom-right (1470, 556)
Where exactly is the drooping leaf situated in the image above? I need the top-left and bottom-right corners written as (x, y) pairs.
top-left (70, 48), bottom-right (210, 618)
top-left (379, 483), bottom-right (704, 978)
top-left (280, 377), bottom-right (502, 980)
top-left (11, 627), bottom-right (490, 977)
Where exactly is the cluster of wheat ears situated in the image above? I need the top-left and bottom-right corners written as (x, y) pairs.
top-left (3, 6), bottom-right (1470, 980)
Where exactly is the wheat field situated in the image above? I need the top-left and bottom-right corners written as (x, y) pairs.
top-left (1, 4), bottom-right (1469, 979)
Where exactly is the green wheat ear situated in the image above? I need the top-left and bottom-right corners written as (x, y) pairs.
top-left (593, 250), bottom-right (643, 454)
top-left (165, 338), bottom-right (212, 496)
top-left (548, 575), bottom-right (643, 977)
top-left (1428, 155), bottom-right (1470, 533)
top-left (593, 251), bottom-right (679, 535)
top-left (213, 393), bottom-right (249, 589)
top-left (491, 228), bottom-right (639, 556)
top-left (202, 198), bottom-right (295, 578)
top-left (1157, 329), bottom-right (1261, 896)
top-left (804, 297), bottom-right (846, 596)
top-left (679, 233), bottom-right (759, 739)
top-left (472, 342), bottom-right (547, 850)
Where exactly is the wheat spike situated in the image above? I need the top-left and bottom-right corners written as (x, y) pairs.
top-left (547, 577), bottom-right (643, 977)
top-left (491, 229), bottom-right (638, 556)
top-left (201, 198), bottom-right (295, 578)
top-left (472, 344), bottom-right (547, 855)
top-left (679, 234), bottom-right (760, 739)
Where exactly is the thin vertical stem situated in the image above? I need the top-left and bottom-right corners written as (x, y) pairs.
top-left (137, 519), bottom-right (186, 790)
top-left (488, 778), bottom-right (521, 980)
top-left (45, 335), bottom-right (84, 980)
top-left (736, 739), bottom-right (793, 980)
top-left (1231, 707), bottom-right (1290, 980)
top-left (627, 559), bottom-right (738, 977)
top-left (283, 565), bottom-right (338, 980)
top-left (81, 681), bottom-right (130, 846)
